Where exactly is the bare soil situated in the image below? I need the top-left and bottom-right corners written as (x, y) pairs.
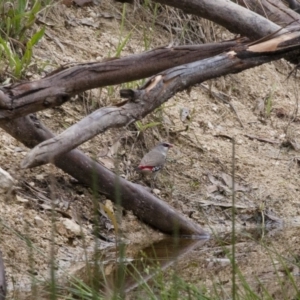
top-left (0, 0), bottom-right (300, 298)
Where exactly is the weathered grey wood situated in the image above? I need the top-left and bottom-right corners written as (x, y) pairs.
top-left (153, 0), bottom-right (283, 40)
top-left (0, 116), bottom-right (209, 237)
top-left (0, 42), bottom-right (237, 120)
top-left (1, 0), bottom-right (299, 121)
top-left (236, 0), bottom-right (300, 24)
top-left (21, 31), bottom-right (300, 169)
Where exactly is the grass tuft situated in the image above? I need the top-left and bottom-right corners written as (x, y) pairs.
top-left (0, 0), bottom-right (47, 79)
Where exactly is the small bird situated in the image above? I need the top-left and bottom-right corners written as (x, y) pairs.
top-left (137, 142), bottom-right (173, 182)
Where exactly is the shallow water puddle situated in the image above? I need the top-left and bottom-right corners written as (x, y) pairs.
top-left (74, 226), bottom-right (300, 299)
top-left (72, 236), bottom-right (208, 297)
top-left (119, 237), bottom-right (208, 293)
top-left (10, 225), bottom-right (300, 299)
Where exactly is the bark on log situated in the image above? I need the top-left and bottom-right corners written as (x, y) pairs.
top-left (0, 42), bottom-right (237, 120)
top-left (0, 116), bottom-right (209, 237)
top-left (21, 31), bottom-right (300, 169)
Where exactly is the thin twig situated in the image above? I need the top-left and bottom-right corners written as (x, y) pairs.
top-left (244, 134), bottom-right (279, 144)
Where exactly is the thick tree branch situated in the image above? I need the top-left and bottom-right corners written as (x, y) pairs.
top-left (0, 42), bottom-right (237, 120)
top-left (153, 0), bottom-right (283, 40)
top-left (21, 31), bottom-right (300, 168)
top-left (0, 1), bottom-right (298, 122)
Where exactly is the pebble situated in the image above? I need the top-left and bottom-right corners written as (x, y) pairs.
top-left (0, 167), bottom-right (15, 195)
top-left (57, 219), bottom-right (81, 238)
top-left (34, 216), bottom-right (44, 228)
top-left (153, 189), bottom-right (161, 195)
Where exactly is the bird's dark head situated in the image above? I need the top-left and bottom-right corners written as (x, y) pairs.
top-left (160, 142), bottom-right (173, 149)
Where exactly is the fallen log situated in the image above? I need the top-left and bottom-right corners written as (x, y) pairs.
top-left (0, 116), bottom-right (209, 238)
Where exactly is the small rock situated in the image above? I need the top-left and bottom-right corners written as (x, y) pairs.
top-left (43, 112), bottom-right (53, 118)
top-left (56, 219), bottom-right (81, 238)
top-left (207, 122), bottom-right (214, 130)
top-left (34, 216), bottom-right (44, 228)
top-left (211, 105), bottom-right (218, 112)
top-left (152, 188), bottom-right (161, 195)
top-left (35, 174), bottom-right (45, 180)
top-left (0, 167), bottom-right (15, 195)
top-left (16, 195), bottom-right (29, 203)
top-left (180, 107), bottom-right (190, 122)
top-left (64, 118), bottom-right (73, 123)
